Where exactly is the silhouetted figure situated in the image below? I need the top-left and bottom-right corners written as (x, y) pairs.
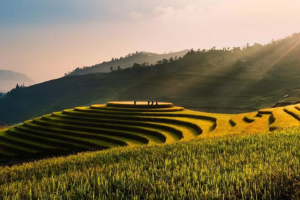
top-left (156, 101), bottom-right (158, 106)
top-left (148, 101), bottom-right (150, 106)
top-left (134, 101), bottom-right (136, 105)
top-left (151, 101), bottom-right (154, 106)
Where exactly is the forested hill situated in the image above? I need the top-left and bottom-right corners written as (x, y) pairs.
top-left (1, 33), bottom-right (300, 125)
top-left (65, 50), bottom-right (189, 76)
top-left (0, 70), bottom-right (34, 92)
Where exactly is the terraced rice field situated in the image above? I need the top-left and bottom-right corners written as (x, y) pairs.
top-left (1, 101), bottom-right (300, 164)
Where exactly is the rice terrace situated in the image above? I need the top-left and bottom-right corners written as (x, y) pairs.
top-left (2, 1), bottom-right (300, 198)
top-left (0, 101), bottom-right (295, 163)
top-left (1, 101), bottom-right (300, 198)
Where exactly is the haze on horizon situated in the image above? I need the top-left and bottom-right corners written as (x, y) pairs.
top-left (1, 0), bottom-right (299, 83)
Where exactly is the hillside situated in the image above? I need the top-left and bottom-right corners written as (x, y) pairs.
top-left (1, 101), bottom-right (300, 164)
top-left (1, 102), bottom-right (300, 198)
top-left (1, 131), bottom-right (300, 199)
top-left (0, 69), bottom-right (35, 92)
top-left (65, 50), bottom-right (189, 76)
top-left (1, 33), bottom-right (300, 125)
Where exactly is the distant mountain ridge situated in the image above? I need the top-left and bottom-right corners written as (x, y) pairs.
top-left (0, 69), bottom-right (34, 92)
top-left (2, 33), bottom-right (300, 125)
top-left (66, 50), bottom-right (189, 76)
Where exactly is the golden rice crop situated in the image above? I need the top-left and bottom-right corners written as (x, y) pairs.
top-left (1, 129), bottom-right (300, 199)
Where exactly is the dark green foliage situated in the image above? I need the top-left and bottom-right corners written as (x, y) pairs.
top-left (64, 50), bottom-right (189, 76)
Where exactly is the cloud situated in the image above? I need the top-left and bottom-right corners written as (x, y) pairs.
top-left (130, 11), bottom-right (144, 19)
top-left (130, 5), bottom-right (203, 22)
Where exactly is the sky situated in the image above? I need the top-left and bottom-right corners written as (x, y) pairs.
top-left (0, 0), bottom-right (300, 83)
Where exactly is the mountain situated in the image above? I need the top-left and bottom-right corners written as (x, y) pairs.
top-left (65, 50), bottom-right (189, 76)
top-left (0, 70), bottom-right (35, 92)
top-left (1, 33), bottom-right (300, 125)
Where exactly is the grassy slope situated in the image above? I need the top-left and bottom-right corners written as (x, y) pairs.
top-left (1, 130), bottom-right (300, 199)
top-left (0, 103), bottom-right (300, 198)
top-left (0, 105), bottom-right (211, 163)
top-left (2, 33), bottom-right (300, 125)
top-left (1, 101), bottom-right (300, 165)
top-left (0, 73), bottom-right (146, 124)
top-left (0, 126), bottom-right (8, 131)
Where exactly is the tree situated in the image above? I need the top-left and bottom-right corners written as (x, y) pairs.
top-left (162, 59), bottom-right (168, 65)
top-left (232, 47), bottom-right (241, 52)
top-left (185, 49), bottom-right (195, 57)
top-left (142, 62), bottom-right (149, 67)
top-left (16, 84), bottom-right (20, 89)
top-left (156, 60), bottom-right (162, 65)
top-left (132, 63), bottom-right (142, 68)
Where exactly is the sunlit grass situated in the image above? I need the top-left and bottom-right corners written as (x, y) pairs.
top-left (1, 129), bottom-right (300, 199)
top-left (0, 126), bottom-right (8, 131)
top-left (2, 103), bottom-right (300, 163)
top-left (1, 102), bottom-right (300, 198)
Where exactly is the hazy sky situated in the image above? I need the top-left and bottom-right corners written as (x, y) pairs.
top-left (1, 0), bottom-right (300, 82)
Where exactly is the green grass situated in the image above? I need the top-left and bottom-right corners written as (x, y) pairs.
top-left (1, 129), bottom-right (300, 199)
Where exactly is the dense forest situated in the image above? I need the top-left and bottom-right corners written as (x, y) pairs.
top-left (1, 33), bottom-right (300, 125)
top-left (65, 50), bottom-right (188, 76)
top-left (0, 93), bottom-right (6, 99)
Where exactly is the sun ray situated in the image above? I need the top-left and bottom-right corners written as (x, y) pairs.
top-left (269, 38), bottom-right (300, 69)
